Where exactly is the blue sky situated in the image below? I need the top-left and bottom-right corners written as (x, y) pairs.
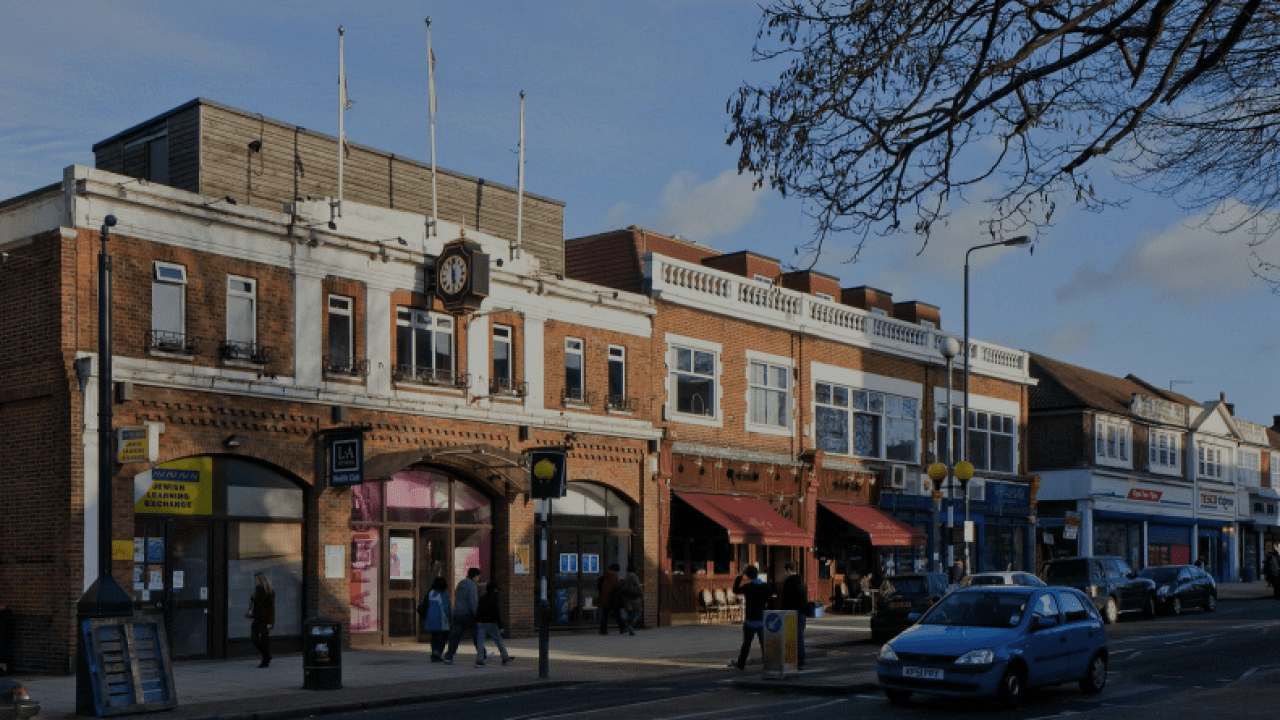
top-left (3, 1), bottom-right (1278, 427)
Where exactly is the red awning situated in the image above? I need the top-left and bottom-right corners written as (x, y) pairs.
top-left (676, 492), bottom-right (811, 547)
top-left (820, 501), bottom-right (925, 547)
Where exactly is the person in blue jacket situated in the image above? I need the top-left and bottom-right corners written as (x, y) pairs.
top-left (417, 576), bottom-right (451, 662)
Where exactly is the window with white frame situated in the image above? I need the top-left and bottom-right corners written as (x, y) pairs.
top-left (1095, 416), bottom-right (1131, 467)
top-left (935, 404), bottom-right (1016, 473)
top-left (748, 360), bottom-right (790, 429)
top-left (564, 337), bottom-right (584, 402)
top-left (1197, 443), bottom-right (1228, 480)
top-left (817, 383), bottom-right (918, 461)
top-left (672, 344), bottom-right (717, 418)
top-left (226, 275), bottom-right (256, 348)
top-left (151, 261), bottom-right (186, 349)
top-left (394, 308), bottom-right (454, 384)
top-left (1272, 452), bottom-right (1280, 487)
top-left (1239, 449), bottom-right (1261, 487)
top-left (607, 345), bottom-right (627, 408)
top-left (1148, 428), bottom-right (1181, 473)
top-left (492, 325), bottom-right (514, 392)
top-left (327, 295), bottom-right (353, 372)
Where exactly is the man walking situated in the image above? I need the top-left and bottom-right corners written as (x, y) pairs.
top-left (442, 567), bottom-right (482, 665)
top-left (729, 565), bottom-right (774, 671)
top-left (778, 561), bottom-right (809, 669)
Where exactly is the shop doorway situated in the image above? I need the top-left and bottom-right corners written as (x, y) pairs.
top-left (133, 518), bottom-right (220, 660)
top-left (542, 482), bottom-right (634, 628)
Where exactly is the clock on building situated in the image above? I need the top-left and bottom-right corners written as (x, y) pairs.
top-left (433, 238), bottom-right (489, 312)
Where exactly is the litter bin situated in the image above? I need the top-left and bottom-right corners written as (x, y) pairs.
top-left (303, 617), bottom-right (342, 690)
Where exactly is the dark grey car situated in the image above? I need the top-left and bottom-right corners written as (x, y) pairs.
top-left (1042, 556), bottom-right (1156, 624)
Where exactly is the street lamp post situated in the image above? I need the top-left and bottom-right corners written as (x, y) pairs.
top-left (929, 338), bottom-right (960, 574)
top-left (962, 235), bottom-right (1031, 575)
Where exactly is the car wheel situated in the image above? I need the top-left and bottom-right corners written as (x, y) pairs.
top-left (998, 665), bottom-right (1026, 707)
top-left (1102, 597), bottom-right (1118, 624)
top-left (1204, 593), bottom-right (1216, 613)
top-left (885, 689), bottom-right (912, 705)
top-left (1170, 596), bottom-right (1182, 616)
top-left (1079, 652), bottom-right (1107, 695)
top-left (1143, 594), bottom-right (1156, 619)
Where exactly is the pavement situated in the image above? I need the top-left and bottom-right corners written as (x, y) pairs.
top-left (11, 580), bottom-right (1274, 720)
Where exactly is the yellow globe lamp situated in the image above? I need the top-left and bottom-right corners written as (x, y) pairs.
top-left (953, 460), bottom-right (975, 483)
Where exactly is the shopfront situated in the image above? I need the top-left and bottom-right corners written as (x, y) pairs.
top-left (132, 455), bottom-right (305, 661)
top-left (544, 481), bottom-right (635, 627)
top-left (348, 467), bottom-right (495, 644)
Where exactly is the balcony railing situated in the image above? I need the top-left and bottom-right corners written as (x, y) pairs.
top-left (219, 339), bottom-right (271, 364)
top-left (324, 357), bottom-right (369, 378)
top-left (393, 364), bottom-right (469, 389)
top-left (643, 253), bottom-right (1030, 384)
top-left (489, 377), bottom-right (528, 397)
top-left (147, 330), bottom-right (198, 355)
top-left (562, 387), bottom-right (597, 406)
top-left (606, 394), bottom-right (639, 412)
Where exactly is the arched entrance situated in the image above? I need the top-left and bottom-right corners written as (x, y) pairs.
top-left (348, 467), bottom-right (496, 644)
top-left (542, 482), bottom-right (635, 627)
top-left (132, 456), bottom-right (305, 660)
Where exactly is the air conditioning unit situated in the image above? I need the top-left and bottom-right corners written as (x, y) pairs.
top-left (887, 465), bottom-right (907, 490)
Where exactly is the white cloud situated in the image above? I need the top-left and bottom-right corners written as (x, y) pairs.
top-left (1057, 207), bottom-right (1263, 307)
top-left (654, 169), bottom-right (763, 241)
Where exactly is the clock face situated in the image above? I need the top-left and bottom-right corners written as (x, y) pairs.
top-left (438, 254), bottom-right (467, 295)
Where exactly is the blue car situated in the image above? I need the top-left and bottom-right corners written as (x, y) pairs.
top-left (876, 585), bottom-right (1108, 706)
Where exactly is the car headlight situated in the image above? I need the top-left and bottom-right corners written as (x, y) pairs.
top-left (878, 644), bottom-right (899, 662)
top-left (954, 648), bottom-right (995, 666)
top-left (1157, 585), bottom-right (1170, 597)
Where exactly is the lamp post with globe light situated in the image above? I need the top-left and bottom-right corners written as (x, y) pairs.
top-left (928, 336), bottom-right (961, 573)
top-left (961, 235), bottom-right (1031, 576)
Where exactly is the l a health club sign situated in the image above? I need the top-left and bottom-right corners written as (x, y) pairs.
top-left (134, 457), bottom-right (213, 515)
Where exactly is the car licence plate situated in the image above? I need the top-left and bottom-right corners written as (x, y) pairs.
top-left (891, 600), bottom-right (912, 609)
top-left (903, 666), bottom-right (943, 680)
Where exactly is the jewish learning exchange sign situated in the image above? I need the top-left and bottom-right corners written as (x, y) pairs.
top-left (134, 457), bottom-right (213, 515)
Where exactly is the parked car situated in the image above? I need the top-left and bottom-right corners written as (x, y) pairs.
top-left (961, 571), bottom-right (1046, 588)
top-left (869, 572), bottom-right (951, 643)
top-left (1042, 556), bottom-right (1156, 624)
top-left (1138, 564), bottom-right (1217, 615)
top-left (877, 585), bottom-right (1108, 706)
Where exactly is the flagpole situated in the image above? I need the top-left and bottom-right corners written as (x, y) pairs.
top-left (426, 17), bottom-right (438, 237)
top-left (335, 25), bottom-right (346, 224)
top-left (514, 90), bottom-right (525, 259)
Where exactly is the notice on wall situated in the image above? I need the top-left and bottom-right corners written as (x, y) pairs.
top-left (325, 545), bottom-right (345, 579)
top-left (514, 545), bottom-right (530, 575)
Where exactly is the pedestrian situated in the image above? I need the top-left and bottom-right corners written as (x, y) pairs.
top-left (778, 561), bottom-right (809, 669)
top-left (597, 563), bottom-right (625, 635)
top-left (729, 565), bottom-right (774, 671)
top-left (442, 567), bottom-right (482, 665)
top-left (1266, 548), bottom-right (1280, 599)
top-left (246, 572), bottom-right (275, 668)
top-left (621, 563), bottom-right (643, 635)
top-left (474, 580), bottom-right (513, 666)
top-left (417, 576), bottom-right (451, 662)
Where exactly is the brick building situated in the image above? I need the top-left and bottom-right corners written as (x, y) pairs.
top-left (0, 100), bottom-right (659, 673)
top-left (1029, 353), bottom-right (1280, 582)
top-left (566, 228), bottom-right (1037, 621)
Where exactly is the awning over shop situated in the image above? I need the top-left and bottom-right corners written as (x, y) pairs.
top-left (675, 492), bottom-right (811, 547)
top-left (820, 501), bottom-right (925, 547)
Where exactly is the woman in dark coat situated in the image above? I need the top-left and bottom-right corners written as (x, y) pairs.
top-left (248, 572), bottom-right (276, 668)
